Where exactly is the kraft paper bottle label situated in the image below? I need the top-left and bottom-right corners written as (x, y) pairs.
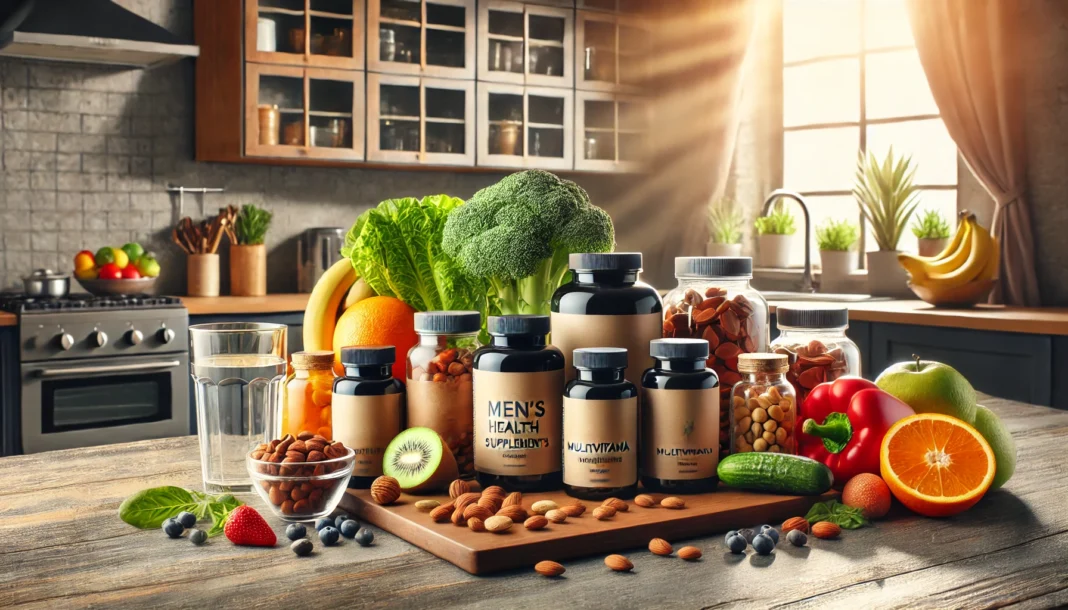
top-left (331, 393), bottom-right (403, 478)
top-left (641, 388), bottom-right (720, 480)
top-left (550, 312), bottom-right (662, 383)
top-left (406, 379), bottom-right (474, 446)
top-left (563, 397), bottom-right (638, 488)
top-left (473, 369), bottom-right (564, 476)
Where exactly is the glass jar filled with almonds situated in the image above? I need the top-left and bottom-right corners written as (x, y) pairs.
top-left (729, 353), bottom-right (796, 454)
top-left (283, 351), bottom-right (336, 439)
top-left (771, 306), bottom-right (860, 408)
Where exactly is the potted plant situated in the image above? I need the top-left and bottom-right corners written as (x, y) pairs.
top-left (754, 203), bottom-right (796, 267)
top-left (816, 219), bottom-right (859, 290)
top-left (911, 209), bottom-right (951, 257)
top-left (707, 200), bottom-right (744, 257)
top-left (854, 147), bottom-right (921, 297)
top-left (230, 204), bottom-right (272, 296)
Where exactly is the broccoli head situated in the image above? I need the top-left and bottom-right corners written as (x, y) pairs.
top-left (442, 170), bottom-right (615, 315)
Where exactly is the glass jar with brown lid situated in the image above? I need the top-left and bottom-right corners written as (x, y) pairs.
top-left (728, 353), bottom-right (796, 455)
top-left (283, 350), bottom-right (336, 439)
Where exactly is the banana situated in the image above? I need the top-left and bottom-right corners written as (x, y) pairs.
top-left (342, 277), bottom-right (376, 311)
top-left (303, 259), bottom-right (357, 353)
top-left (921, 222), bottom-right (994, 290)
top-left (898, 217), bottom-right (973, 281)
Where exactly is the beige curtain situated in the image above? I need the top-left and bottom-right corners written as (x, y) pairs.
top-left (907, 0), bottom-right (1041, 306)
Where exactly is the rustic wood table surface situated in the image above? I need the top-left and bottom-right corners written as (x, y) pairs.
top-left (1, 394), bottom-right (1065, 609)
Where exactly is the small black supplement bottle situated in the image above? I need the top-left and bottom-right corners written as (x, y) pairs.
top-left (331, 345), bottom-right (405, 489)
top-left (550, 252), bottom-right (663, 384)
top-left (640, 338), bottom-right (721, 493)
top-left (473, 315), bottom-right (565, 492)
top-left (563, 347), bottom-right (639, 500)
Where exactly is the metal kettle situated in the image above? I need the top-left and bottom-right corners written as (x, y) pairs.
top-left (297, 228), bottom-right (345, 293)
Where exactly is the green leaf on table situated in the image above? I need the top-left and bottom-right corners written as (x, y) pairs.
top-left (805, 499), bottom-right (869, 530)
top-left (118, 486), bottom-right (198, 529)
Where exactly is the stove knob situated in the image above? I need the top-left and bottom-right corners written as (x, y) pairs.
top-left (57, 333), bottom-right (74, 351)
top-left (127, 329), bottom-right (144, 345)
top-left (89, 330), bottom-right (108, 348)
top-left (158, 328), bottom-right (176, 344)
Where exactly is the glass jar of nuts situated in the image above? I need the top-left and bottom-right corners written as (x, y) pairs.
top-left (407, 311), bottom-right (482, 479)
top-left (770, 306), bottom-right (861, 408)
top-left (729, 353), bottom-right (796, 455)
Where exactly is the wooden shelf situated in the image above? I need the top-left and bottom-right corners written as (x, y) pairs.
top-left (380, 114), bottom-right (420, 121)
top-left (426, 23), bottom-right (466, 33)
top-left (309, 10), bottom-right (354, 19)
top-left (582, 126), bottom-right (614, 133)
top-left (309, 110), bottom-right (353, 117)
top-left (425, 117), bottom-right (466, 124)
top-left (276, 107), bottom-right (303, 113)
top-left (529, 38), bottom-right (564, 47)
top-left (487, 33), bottom-right (524, 42)
top-left (258, 6), bottom-right (304, 16)
top-left (529, 122), bottom-right (564, 129)
top-left (379, 16), bottom-right (421, 27)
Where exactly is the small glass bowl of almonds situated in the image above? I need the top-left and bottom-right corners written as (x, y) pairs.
top-left (247, 432), bottom-right (354, 522)
top-left (728, 353), bottom-right (797, 455)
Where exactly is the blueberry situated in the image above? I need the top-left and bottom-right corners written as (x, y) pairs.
top-left (189, 529), bottom-right (208, 545)
top-left (787, 529), bottom-right (808, 547)
top-left (752, 534), bottom-right (775, 555)
top-left (726, 534), bottom-right (747, 554)
top-left (339, 520), bottom-right (359, 538)
top-left (724, 530), bottom-right (738, 545)
top-left (162, 518), bottom-right (184, 538)
top-left (763, 527), bottom-right (779, 544)
top-left (314, 517), bottom-right (333, 531)
top-left (286, 523), bottom-right (307, 541)
top-left (759, 524), bottom-right (772, 532)
top-left (354, 528), bottom-right (374, 547)
top-left (737, 528), bottom-right (756, 544)
top-left (333, 513), bottom-right (351, 529)
top-left (176, 511), bottom-right (197, 529)
top-left (318, 526), bottom-right (340, 546)
top-left (291, 538), bottom-right (313, 557)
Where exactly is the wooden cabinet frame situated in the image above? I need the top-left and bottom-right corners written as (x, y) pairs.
top-left (367, 73), bottom-right (475, 165)
top-left (245, 0), bottom-right (366, 69)
top-left (575, 10), bottom-right (645, 92)
top-left (574, 89), bottom-right (648, 172)
top-left (476, 1), bottom-right (574, 88)
top-left (367, 0), bottom-right (476, 79)
top-left (476, 82), bottom-right (573, 169)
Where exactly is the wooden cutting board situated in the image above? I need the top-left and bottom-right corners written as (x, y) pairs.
top-left (340, 487), bottom-right (835, 574)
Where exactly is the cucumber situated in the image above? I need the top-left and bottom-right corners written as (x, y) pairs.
top-left (717, 453), bottom-right (834, 495)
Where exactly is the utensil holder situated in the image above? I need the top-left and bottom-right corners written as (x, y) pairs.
top-left (188, 253), bottom-right (220, 297)
top-left (230, 244), bottom-right (267, 297)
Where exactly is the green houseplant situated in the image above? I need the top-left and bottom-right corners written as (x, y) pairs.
top-left (707, 199), bottom-right (744, 256)
top-left (755, 202), bottom-right (797, 268)
top-left (816, 219), bottom-right (860, 288)
top-left (853, 147), bottom-right (921, 296)
top-left (230, 204), bottom-right (273, 296)
top-left (911, 209), bottom-right (951, 257)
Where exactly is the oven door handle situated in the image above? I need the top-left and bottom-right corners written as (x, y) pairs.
top-left (36, 360), bottom-right (184, 378)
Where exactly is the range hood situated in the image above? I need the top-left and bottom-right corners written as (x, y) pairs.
top-left (0, 0), bottom-right (199, 69)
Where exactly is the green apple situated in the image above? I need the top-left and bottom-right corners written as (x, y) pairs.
top-left (135, 255), bottom-right (161, 278)
top-left (122, 242), bottom-right (145, 263)
top-left (972, 404), bottom-right (1016, 488)
top-left (875, 356), bottom-right (977, 423)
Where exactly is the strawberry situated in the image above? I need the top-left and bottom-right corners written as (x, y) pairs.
top-left (224, 506), bottom-right (276, 547)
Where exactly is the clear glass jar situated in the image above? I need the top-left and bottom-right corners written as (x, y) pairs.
top-left (729, 353), bottom-right (796, 455)
top-left (407, 311), bottom-right (482, 479)
top-left (283, 351), bottom-right (336, 440)
top-left (771, 306), bottom-right (860, 407)
top-left (662, 257), bottom-right (769, 461)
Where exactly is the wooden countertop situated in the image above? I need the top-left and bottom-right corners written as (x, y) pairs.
top-left (0, 312), bottom-right (14, 327)
top-left (0, 395), bottom-right (1061, 608)
top-left (181, 294), bottom-right (310, 316)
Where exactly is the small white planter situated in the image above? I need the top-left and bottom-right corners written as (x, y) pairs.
top-left (866, 250), bottom-right (913, 298)
top-left (706, 242), bottom-right (743, 257)
top-left (757, 234), bottom-right (793, 268)
top-left (819, 250), bottom-right (857, 291)
top-left (918, 237), bottom-right (949, 258)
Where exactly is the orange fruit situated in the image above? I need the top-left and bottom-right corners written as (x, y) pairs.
top-left (332, 296), bottom-right (417, 380)
top-left (880, 413), bottom-right (995, 517)
top-left (842, 473), bottom-right (892, 519)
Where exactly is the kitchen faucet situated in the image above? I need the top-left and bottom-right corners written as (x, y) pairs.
top-left (762, 189), bottom-right (816, 293)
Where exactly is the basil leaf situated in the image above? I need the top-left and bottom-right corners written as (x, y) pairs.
top-left (805, 501), bottom-right (833, 523)
top-left (118, 486), bottom-right (198, 529)
top-left (806, 500), bottom-right (869, 529)
top-left (206, 494), bottom-right (244, 538)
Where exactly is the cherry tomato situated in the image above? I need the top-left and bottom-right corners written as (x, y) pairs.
top-left (97, 263), bottom-right (122, 280)
top-left (121, 266), bottom-right (141, 279)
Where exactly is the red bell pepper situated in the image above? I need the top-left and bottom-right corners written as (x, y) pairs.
top-left (799, 376), bottom-right (915, 484)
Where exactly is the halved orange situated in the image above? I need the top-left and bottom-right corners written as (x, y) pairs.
top-left (880, 413), bottom-right (995, 517)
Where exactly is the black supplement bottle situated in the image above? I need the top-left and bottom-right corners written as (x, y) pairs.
top-left (563, 347), bottom-right (639, 500)
top-left (472, 315), bottom-right (565, 492)
top-left (640, 338), bottom-right (721, 494)
top-left (331, 345), bottom-right (406, 489)
top-left (550, 252), bottom-right (663, 384)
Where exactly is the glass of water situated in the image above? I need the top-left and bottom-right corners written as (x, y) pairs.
top-left (190, 322), bottom-right (287, 494)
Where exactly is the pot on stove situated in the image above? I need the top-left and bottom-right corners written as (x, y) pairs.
top-left (22, 269), bottom-right (70, 298)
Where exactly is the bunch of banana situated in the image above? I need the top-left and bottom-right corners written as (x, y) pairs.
top-left (897, 211), bottom-right (999, 296)
top-left (302, 259), bottom-right (375, 352)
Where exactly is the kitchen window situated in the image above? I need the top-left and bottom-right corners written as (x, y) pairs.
top-left (781, 0), bottom-right (957, 266)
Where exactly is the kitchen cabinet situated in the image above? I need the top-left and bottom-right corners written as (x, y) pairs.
top-left (367, 0), bottom-right (476, 79)
top-left (575, 10), bottom-right (648, 92)
top-left (577, 0), bottom-right (643, 12)
top-left (477, 1), bottom-right (574, 89)
top-left (574, 90), bottom-right (649, 171)
top-left (476, 82), bottom-right (573, 169)
top-left (367, 74), bottom-right (475, 165)
top-left (245, 0), bottom-right (366, 70)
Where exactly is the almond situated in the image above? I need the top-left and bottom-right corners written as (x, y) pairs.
top-left (604, 554), bottom-right (633, 572)
top-left (592, 506), bottom-right (616, 520)
top-left (481, 485), bottom-right (506, 498)
top-left (678, 546), bottom-right (703, 561)
top-left (449, 479), bottom-right (472, 499)
top-left (369, 476), bottom-right (401, 505)
top-left (478, 495), bottom-right (503, 513)
top-left (601, 497), bottom-right (628, 512)
top-left (560, 503), bottom-right (586, 517)
top-left (634, 494), bottom-right (656, 508)
top-left (545, 509), bottom-right (567, 523)
top-left (454, 492), bottom-right (481, 515)
top-left (531, 500), bottom-right (558, 515)
top-left (467, 517), bottom-right (486, 532)
top-left (464, 504), bottom-right (493, 521)
top-left (648, 538), bottom-right (673, 556)
top-left (429, 502), bottom-right (454, 522)
top-left (660, 496), bottom-right (686, 510)
top-left (414, 499), bottom-right (440, 512)
top-left (502, 491), bottom-right (523, 507)
top-left (496, 505), bottom-right (528, 522)
top-left (534, 560), bottom-right (565, 577)
top-left (811, 521), bottom-right (841, 539)
top-left (782, 516), bottom-right (810, 534)
top-left (484, 515), bottom-right (513, 533)
top-left (524, 515), bottom-right (549, 530)
top-left (451, 506), bottom-right (467, 526)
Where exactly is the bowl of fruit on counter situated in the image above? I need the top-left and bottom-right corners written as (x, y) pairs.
top-left (73, 242), bottom-right (161, 295)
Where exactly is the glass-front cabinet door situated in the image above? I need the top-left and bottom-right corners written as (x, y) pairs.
top-left (368, 0), bottom-right (475, 79)
top-left (368, 74), bottom-right (475, 165)
top-left (477, 1), bottom-right (573, 88)
top-left (576, 11), bottom-right (647, 91)
top-left (246, 0), bottom-right (366, 69)
top-left (575, 90), bottom-right (649, 171)
top-left (577, 0), bottom-right (644, 12)
top-left (246, 64), bottom-right (366, 161)
top-left (477, 83), bottom-right (572, 169)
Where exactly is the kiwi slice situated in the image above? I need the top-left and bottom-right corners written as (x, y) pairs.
top-left (382, 427), bottom-right (458, 494)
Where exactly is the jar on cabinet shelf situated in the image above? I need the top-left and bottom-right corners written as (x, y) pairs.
top-left (770, 306), bottom-right (860, 407)
top-left (662, 256), bottom-right (769, 460)
top-left (729, 353), bottom-right (796, 455)
top-left (283, 351), bottom-right (336, 439)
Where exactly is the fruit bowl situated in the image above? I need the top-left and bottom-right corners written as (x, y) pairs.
top-left (247, 446), bottom-right (354, 522)
top-left (75, 276), bottom-right (158, 296)
top-left (909, 278), bottom-right (996, 308)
